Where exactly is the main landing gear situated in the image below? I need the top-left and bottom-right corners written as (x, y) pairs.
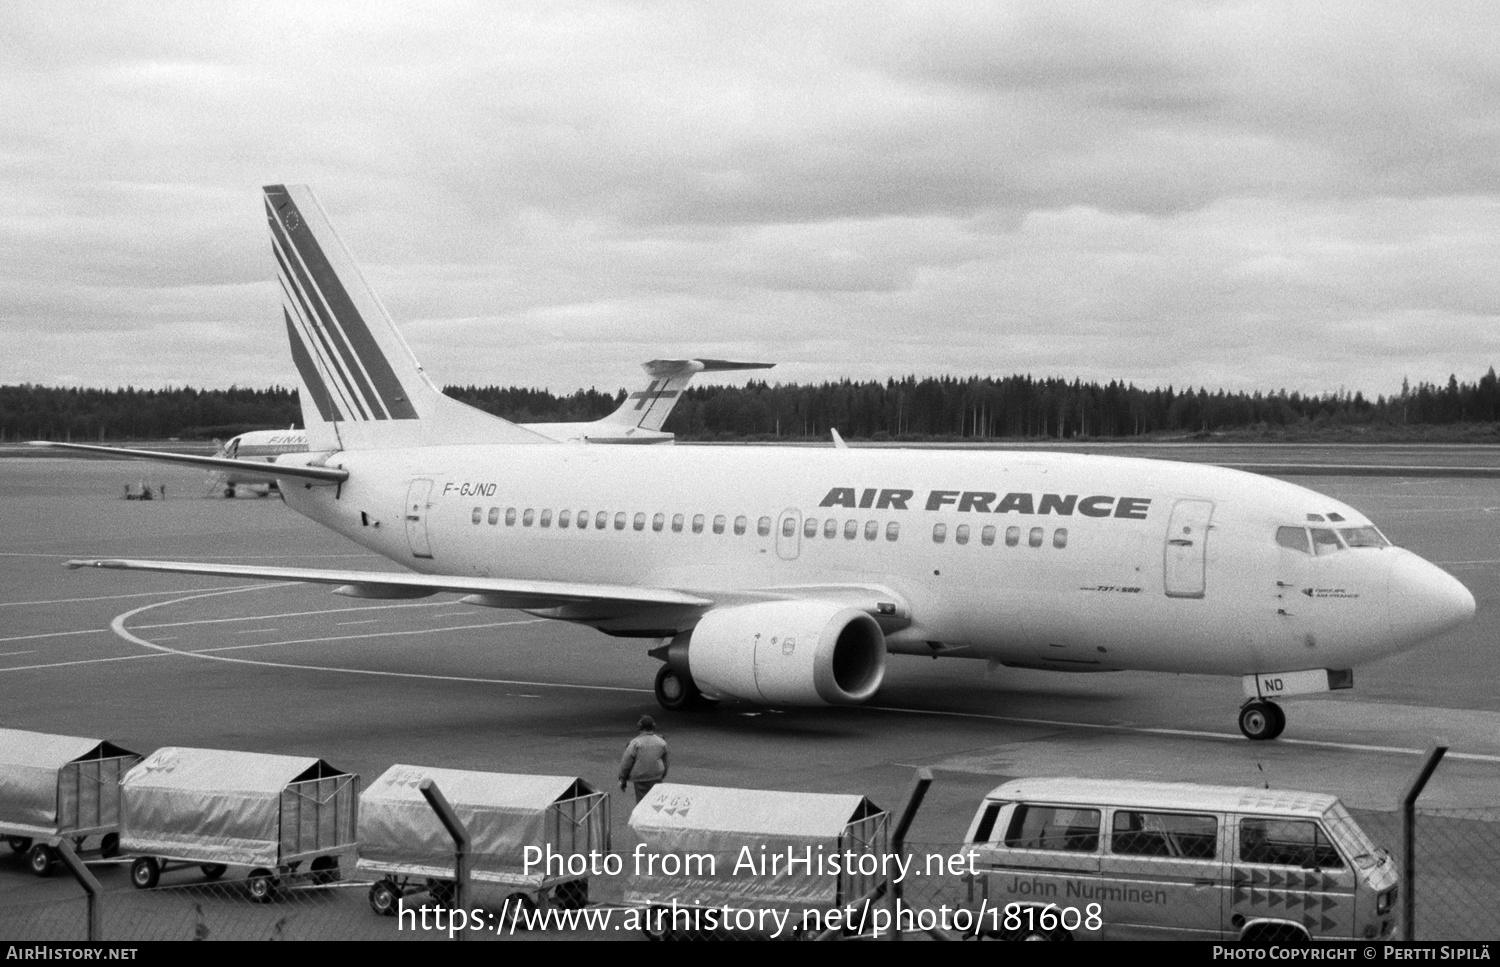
top-left (654, 665), bottom-right (701, 711)
top-left (1238, 700), bottom-right (1287, 741)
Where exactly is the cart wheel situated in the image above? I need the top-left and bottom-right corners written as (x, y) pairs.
top-left (130, 856), bottom-right (160, 889)
top-left (26, 844), bottom-right (57, 878)
top-left (310, 855), bottom-right (340, 885)
top-left (641, 904), bottom-right (669, 941)
top-left (6, 836), bottom-right (32, 854)
top-left (248, 869), bottom-right (277, 903)
top-left (100, 833), bottom-right (120, 859)
top-left (553, 879), bottom-right (588, 910)
top-left (369, 879), bottom-right (402, 917)
top-left (504, 892), bottom-right (537, 929)
top-left (200, 863), bottom-right (228, 880)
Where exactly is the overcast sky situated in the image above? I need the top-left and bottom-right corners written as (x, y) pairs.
top-left (4, 1), bottom-right (1498, 399)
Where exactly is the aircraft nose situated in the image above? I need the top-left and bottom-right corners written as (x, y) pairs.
top-left (1388, 553), bottom-right (1476, 645)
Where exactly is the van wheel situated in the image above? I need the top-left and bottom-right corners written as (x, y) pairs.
top-left (1243, 922), bottom-right (1310, 945)
top-left (1239, 701), bottom-right (1285, 741)
top-left (1017, 927), bottom-right (1072, 941)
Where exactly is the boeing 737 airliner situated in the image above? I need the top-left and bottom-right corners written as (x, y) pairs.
top-left (42, 185), bottom-right (1477, 741)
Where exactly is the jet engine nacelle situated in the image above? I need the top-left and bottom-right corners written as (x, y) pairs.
top-left (682, 600), bottom-right (886, 706)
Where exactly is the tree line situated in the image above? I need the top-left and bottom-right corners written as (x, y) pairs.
top-left (5, 369), bottom-right (1498, 442)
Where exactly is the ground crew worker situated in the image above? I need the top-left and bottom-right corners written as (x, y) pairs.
top-left (618, 715), bottom-right (668, 802)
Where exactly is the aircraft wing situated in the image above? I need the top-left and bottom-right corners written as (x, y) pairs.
top-left (30, 441), bottom-right (347, 485)
top-left (65, 558), bottom-right (713, 611)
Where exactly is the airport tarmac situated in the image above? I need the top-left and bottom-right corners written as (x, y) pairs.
top-left (1, 447), bottom-right (1497, 938)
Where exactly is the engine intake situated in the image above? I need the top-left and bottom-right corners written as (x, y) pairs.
top-left (678, 600), bottom-right (886, 706)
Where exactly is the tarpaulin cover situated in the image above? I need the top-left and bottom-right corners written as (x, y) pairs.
top-left (627, 783), bottom-right (887, 911)
top-left (356, 765), bottom-right (605, 886)
top-left (0, 728), bottom-right (139, 837)
top-left (121, 747), bottom-right (358, 868)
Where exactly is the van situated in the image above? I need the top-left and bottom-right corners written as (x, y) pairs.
top-left (960, 778), bottom-right (1398, 942)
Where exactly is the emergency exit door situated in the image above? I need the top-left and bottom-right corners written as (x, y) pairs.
top-left (1164, 499), bottom-right (1215, 598)
top-left (405, 478), bottom-right (434, 559)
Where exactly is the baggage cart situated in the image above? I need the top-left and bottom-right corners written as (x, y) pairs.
top-left (0, 728), bottom-right (141, 877)
top-left (357, 765), bottom-right (608, 916)
top-left (627, 783), bottom-right (888, 939)
top-left (121, 746), bottom-right (359, 901)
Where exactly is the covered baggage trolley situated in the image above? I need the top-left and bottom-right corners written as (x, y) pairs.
top-left (121, 747), bottom-right (359, 901)
top-left (627, 783), bottom-right (889, 939)
top-left (357, 765), bottom-right (609, 916)
top-left (0, 728), bottom-right (141, 877)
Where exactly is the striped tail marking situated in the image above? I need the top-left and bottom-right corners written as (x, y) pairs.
top-left (265, 186), bottom-right (418, 423)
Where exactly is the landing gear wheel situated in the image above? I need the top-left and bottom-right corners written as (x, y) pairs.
top-left (654, 665), bottom-right (701, 711)
top-left (27, 844), bottom-right (57, 877)
top-left (130, 856), bottom-right (160, 889)
top-left (200, 863), bottom-right (228, 880)
top-left (1239, 701), bottom-right (1286, 741)
top-left (369, 879), bottom-right (402, 917)
top-left (7, 836), bottom-right (31, 854)
top-left (248, 868), bottom-right (277, 903)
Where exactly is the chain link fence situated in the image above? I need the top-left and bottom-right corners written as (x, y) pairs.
top-left (4, 776), bottom-right (1500, 940)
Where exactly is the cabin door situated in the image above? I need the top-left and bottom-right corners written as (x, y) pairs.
top-left (405, 478), bottom-right (435, 559)
top-left (1164, 499), bottom-right (1215, 598)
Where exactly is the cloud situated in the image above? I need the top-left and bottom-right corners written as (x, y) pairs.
top-left (1, 1), bottom-right (1496, 398)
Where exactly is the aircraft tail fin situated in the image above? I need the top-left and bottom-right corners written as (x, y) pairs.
top-left (599, 359), bottom-right (775, 433)
top-left (264, 185), bottom-right (551, 451)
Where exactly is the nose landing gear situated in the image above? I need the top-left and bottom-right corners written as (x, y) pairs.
top-left (1238, 700), bottom-right (1286, 741)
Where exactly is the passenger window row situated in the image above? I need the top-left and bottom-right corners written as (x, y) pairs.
top-left (933, 522), bottom-right (1068, 549)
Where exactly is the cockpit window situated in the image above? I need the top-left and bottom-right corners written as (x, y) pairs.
top-left (1338, 526), bottom-right (1389, 548)
top-left (1310, 528), bottom-right (1342, 556)
top-left (1276, 526), bottom-right (1311, 554)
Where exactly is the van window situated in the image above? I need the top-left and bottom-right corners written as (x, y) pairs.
top-left (1004, 805), bottom-right (1100, 852)
top-left (1239, 818), bottom-right (1343, 869)
top-left (972, 803), bottom-right (1003, 843)
top-left (1111, 811), bottom-right (1217, 859)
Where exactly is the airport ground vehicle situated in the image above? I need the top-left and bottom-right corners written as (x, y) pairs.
top-left (358, 766), bottom-right (607, 915)
top-left (121, 747), bottom-right (358, 901)
top-left (627, 783), bottom-right (888, 939)
top-left (0, 730), bottom-right (140, 877)
top-left (960, 778), bottom-right (1398, 942)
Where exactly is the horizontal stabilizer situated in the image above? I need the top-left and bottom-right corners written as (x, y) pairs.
top-left (641, 359), bottom-right (775, 378)
top-left (30, 442), bottom-right (348, 485)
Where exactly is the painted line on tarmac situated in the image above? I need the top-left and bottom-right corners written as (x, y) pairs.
top-left (0, 651), bottom-right (36, 658)
top-left (104, 586), bottom-right (650, 695)
top-left (0, 585), bottom-right (268, 607)
top-left (0, 628), bottom-right (108, 644)
top-left (872, 706), bottom-right (1500, 764)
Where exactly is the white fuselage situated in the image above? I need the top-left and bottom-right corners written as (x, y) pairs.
top-left (278, 444), bottom-right (1474, 680)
